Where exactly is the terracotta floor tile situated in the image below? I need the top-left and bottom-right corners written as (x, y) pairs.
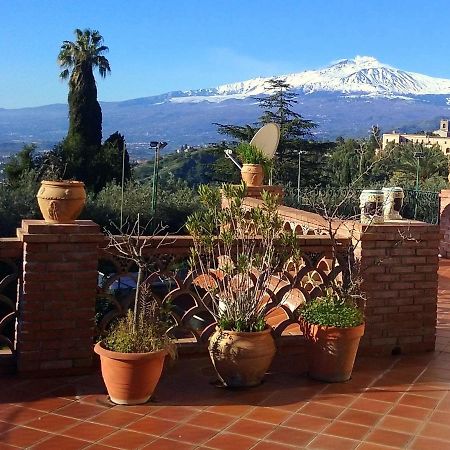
top-left (245, 407), bottom-right (292, 424)
top-left (227, 418), bottom-right (273, 438)
top-left (365, 428), bottom-right (413, 448)
top-left (313, 393), bottom-right (355, 408)
top-left (338, 409), bottom-right (382, 427)
top-left (0, 420), bottom-right (16, 435)
top-left (282, 413), bottom-right (331, 432)
top-left (266, 425), bottom-right (316, 447)
top-left (154, 405), bottom-right (202, 421)
top-left (63, 421), bottom-right (117, 441)
top-left (377, 415), bottom-right (422, 434)
top-left (307, 433), bottom-right (359, 449)
top-left (0, 443), bottom-right (18, 450)
top-left (0, 405), bottom-right (45, 425)
top-left (90, 408), bottom-right (141, 427)
top-left (99, 429), bottom-right (156, 448)
top-left (126, 415), bottom-right (178, 435)
top-left (26, 413), bottom-right (81, 433)
top-left (420, 422), bottom-right (450, 441)
top-left (323, 420), bottom-right (371, 440)
top-left (399, 393), bottom-right (441, 409)
top-left (204, 432), bottom-right (258, 450)
top-left (361, 390), bottom-right (404, 403)
top-left (410, 436), bottom-right (450, 450)
top-left (356, 443), bottom-right (400, 450)
top-left (187, 411), bottom-right (236, 430)
top-left (0, 426), bottom-right (51, 447)
top-left (252, 441), bottom-right (300, 450)
top-left (165, 423), bottom-right (218, 444)
top-left (207, 404), bottom-right (254, 417)
top-left (31, 434), bottom-right (90, 449)
top-left (350, 397), bottom-right (392, 414)
top-left (56, 402), bottom-right (107, 420)
top-left (389, 403), bottom-right (431, 421)
top-left (20, 396), bottom-right (74, 412)
top-left (113, 403), bottom-right (161, 416)
top-left (429, 409), bottom-right (450, 425)
top-left (81, 445), bottom-right (112, 450)
top-left (299, 402), bottom-right (344, 420)
top-left (142, 438), bottom-right (195, 449)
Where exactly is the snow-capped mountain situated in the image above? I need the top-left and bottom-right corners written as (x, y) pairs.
top-left (174, 56), bottom-right (450, 103)
top-left (2, 56), bottom-right (450, 152)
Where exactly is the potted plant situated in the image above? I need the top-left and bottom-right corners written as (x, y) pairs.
top-left (186, 183), bottom-right (299, 387)
top-left (298, 284), bottom-right (365, 383)
top-left (235, 142), bottom-right (270, 187)
top-left (94, 218), bottom-right (175, 405)
top-left (36, 153), bottom-right (86, 223)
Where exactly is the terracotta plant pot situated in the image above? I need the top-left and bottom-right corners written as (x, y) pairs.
top-left (241, 164), bottom-right (264, 187)
top-left (94, 341), bottom-right (166, 405)
top-left (208, 327), bottom-right (276, 387)
top-left (36, 180), bottom-right (86, 223)
top-left (300, 319), bottom-right (365, 382)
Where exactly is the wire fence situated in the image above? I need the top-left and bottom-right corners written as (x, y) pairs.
top-left (283, 186), bottom-right (440, 225)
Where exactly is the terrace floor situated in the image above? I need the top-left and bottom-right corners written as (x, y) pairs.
top-left (1, 263), bottom-right (450, 450)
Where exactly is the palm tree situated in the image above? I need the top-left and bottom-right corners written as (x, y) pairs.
top-left (58, 28), bottom-right (111, 148)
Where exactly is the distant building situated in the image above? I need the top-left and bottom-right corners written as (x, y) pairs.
top-left (382, 119), bottom-right (450, 154)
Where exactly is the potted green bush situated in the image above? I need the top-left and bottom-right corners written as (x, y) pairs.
top-left (298, 285), bottom-right (365, 383)
top-left (235, 142), bottom-right (270, 187)
top-left (94, 219), bottom-right (175, 405)
top-left (186, 183), bottom-right (299, 387)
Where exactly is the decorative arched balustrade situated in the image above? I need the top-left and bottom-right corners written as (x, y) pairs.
top-left (0, 238), bottom-right (22, 371)
top-left (96, 235), bottom-right (346, 350)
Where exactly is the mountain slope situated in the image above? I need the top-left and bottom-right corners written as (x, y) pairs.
top-left (1, 56), bottom-right (450, 155)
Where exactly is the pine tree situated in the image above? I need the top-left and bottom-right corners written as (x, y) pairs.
top-left (254, 78), bottom-right (316, 159)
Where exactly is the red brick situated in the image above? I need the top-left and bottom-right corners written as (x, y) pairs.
top-left (402, 256), bottom-right (427, 264)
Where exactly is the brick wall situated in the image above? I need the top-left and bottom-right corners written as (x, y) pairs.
top-left (15, 220), bottom-right (103, 376)
top-left (354, 221), bottom-right (439, 355)
top-left (248, 198), bottom-right (440, 356)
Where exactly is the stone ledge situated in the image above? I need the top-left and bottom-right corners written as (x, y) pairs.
top-left (20, 220), bottom-right (101, 235)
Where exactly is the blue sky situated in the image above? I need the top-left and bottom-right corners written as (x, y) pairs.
top-left (0, 0), bottom-right (448, 108)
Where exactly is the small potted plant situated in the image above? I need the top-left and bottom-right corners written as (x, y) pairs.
top-left (298, 283), bottom-right (365, 383)
top-left (36, 152), bottom-right (86, 223)
top-left (235, 142), bottom-right (270, 187)
top-left (186, 183), bottom-right (299, 387)
top-left (94, 218), bottom-right (175, 405)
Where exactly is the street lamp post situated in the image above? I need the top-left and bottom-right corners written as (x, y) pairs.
top-left (150, 141), bottom-right (167, 215)
top-left (413, 151), bottom-right (424, 219)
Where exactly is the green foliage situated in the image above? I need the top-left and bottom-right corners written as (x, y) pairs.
top-left (103, 307), bottom-right (174, 355)
top-left (0, 170), bottom-right (41, 236)
top-left (235, 142), bottom-right (269, 165)
top-left (299, 293), bottom-right (364, 328)
top-left (3, 144), bottom-right (38, 187)
top-left (186, 183), bottom-right (300, 332)
top-left (254, 78), bottom-right (317, 159)
top-left (326, 138), bottom-right (449, 190)
top-left (84, 177), bottom-right (199, 233)
top-left (134, 145), bottom-right (241, 187)
top-left (58, 28), bottom-right (110, 149)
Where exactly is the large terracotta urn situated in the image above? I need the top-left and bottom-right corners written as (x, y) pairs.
top-left (241, 164), bottom-right (264, 187)
top-left (208, 327), bottom-right (276, 387)
top-left (36, 180), bottom-right (86, 223)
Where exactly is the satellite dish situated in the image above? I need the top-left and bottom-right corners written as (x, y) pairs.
top-left (250, 123), bottom-right (280, 160)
